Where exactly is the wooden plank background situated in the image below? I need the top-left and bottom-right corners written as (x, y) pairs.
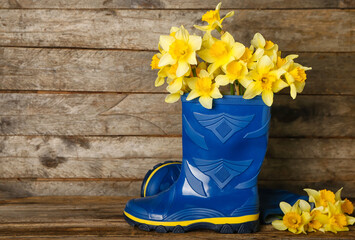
top-left (0, 0), bottom-right (354, 199)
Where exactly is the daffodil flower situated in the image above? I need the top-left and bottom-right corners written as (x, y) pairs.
top-left (272, 200), bottom-right (311, 234)
top-left (304, 188), bottom-right (336, 208)
top-left (158, 26), bottom-right (202, 77)
top-left (215, 60), bottom-right (248, 86)
top-left (251, 33), bottom-right (278, 63)
top-left (198, 31), bottom-right (245, 74)
top-left (243, 55), bottom-right (287, 106)
top-left (308, 208), bottom-right (329, 232)
top-left (186, 69), bottom-right (222, 109)
top-left (239, 46), bottom-right (264, 70)
top-left (335, 187), bottom-right (354, 215)
top-left (281, 58), bottom-right (311, 99)
top-left (322, 201), bottom-right (354, 233)
top-left (194, 2), bottom-right (234, 33)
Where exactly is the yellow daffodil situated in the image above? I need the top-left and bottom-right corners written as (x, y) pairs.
top-left (239, 46), bottom-right (264, 70)
top-left (186, 69), bottom-right (222, 109)
top-left (155, 66), bottom-right (169, 87)
top-left (158, 26), bottom-right (202, 77)
top-left (194, 2), bottom-right (234, 33)
top-left (165, 77), bottom-right (188, 103)
top-left (272, 200), bottom-right (311, 234)
top-left (322, 202), bottom-right (354, 233)
top-left (215, 60), bottom-right (248, 86)
top-left (335, 187), bottom-right (354, 215)
top-left (282, 59), bottom-right (312, 99)
top-left (308, 208), bottom-right (329, 232)
top-left (251, 33), bottom-right (278, 63)
top-left (198, 31), bottom-right (245, 74)
top-left (151, 53), bottom-right (161, 70)
top-left (304, 188), bottom-right (336, 208)
top-left (243, 55), bottom-right (287, 106)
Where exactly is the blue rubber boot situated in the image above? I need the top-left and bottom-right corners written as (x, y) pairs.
top-left (124, 95), bottom-right (270, 233)
top-left (140, 162), bottom-right (308, 224)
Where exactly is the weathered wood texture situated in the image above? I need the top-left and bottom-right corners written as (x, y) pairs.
top-left (0, 93), bottom-right (353, 137)
top-left (0, 1), bottom-right (354, 201)
top-left (0, 9), bottom-right (353, 51)
top-left (1, 0), bottom-right (354, 9)
top-left (0, 197), bottom-right (353, 239)
top-left (1, 48), bottom-right (354, 94)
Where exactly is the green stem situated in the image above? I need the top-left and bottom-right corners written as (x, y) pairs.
top-left (192, 67), bottom-right (197, 77)
top-left (230, 83), bottom-right (235, 95)
top-left (215, 26), bottom-right (225, 35)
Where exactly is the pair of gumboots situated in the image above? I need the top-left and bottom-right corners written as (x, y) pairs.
top-left (124, 95), bottom-right (305, 234)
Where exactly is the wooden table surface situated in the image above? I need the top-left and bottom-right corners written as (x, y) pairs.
top-left (0, 196), bottom-right (354, 240)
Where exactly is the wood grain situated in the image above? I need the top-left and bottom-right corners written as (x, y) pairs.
top-left (0, 136), bottom-right (353, 160)
top-left (0, 197), bottom-right (353, 240)
top-left (0, 157), bottom-right (353, 182)
top-left (0, 93), bottom-right (353, 137)
top-left (1, 48), bottom-right (354, 95)
top-left (0, 179), bottom-right (355, 199)
top-left (1, 0), bottom-right (353, 9)
top-left (0, 10), bottom-right (353, 51)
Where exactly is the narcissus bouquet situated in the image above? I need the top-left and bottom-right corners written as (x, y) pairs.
top-left (151, 2), bottom-right (311, 109)
top-left (272, 188), bottom-right (355, 234)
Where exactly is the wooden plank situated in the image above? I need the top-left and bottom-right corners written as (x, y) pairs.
top-left (0, 157), bottom-right (353, 182)
top-left (0, 10), bottom-right (353, 52)
top-left (1, 48), bottom-right (354, 95)
top-left (0, 197), bottom-right (354, 240)
top-left (0, 93), bottom-right (353, 137)
top-left (0, 0), bottom-right (353, 9)
top-left (0, 136), bottom-right (353, 160)
top-left (0, 179), bottom-right (354, 199)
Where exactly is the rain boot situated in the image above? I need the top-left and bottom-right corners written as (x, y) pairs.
top-left (124, 95), bottom-right (270, 233)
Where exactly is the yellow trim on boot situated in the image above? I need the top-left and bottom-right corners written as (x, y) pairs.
top-left (124, 211), bottom-right (259, 226)
top-left (143, 162), bottom-right (181, 197)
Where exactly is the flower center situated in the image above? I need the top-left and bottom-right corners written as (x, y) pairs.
top-left (309, 220), bottom-right (322, 230)
top-left (240, 47), bottom-right (252, 63)
top-left (276, 56), bottom-right (286, 68)
top-left (319, 189), bottom-right (335, 207)
top-left (342, 198), bottom-right (354, 215)
top-left (210, 40), bottom-right (229, 59)
top-left (202, 10), bottom-right (219, 24)
top-left (265, 40), bottom-right (275, 50)
top-left (290, 67), bottom-right (307, 83)
top-left (196, 77), bottom-right (212, 96)
top-left (330, 214), bottom-right (347, 229)
top-left (283, 212), bottom-right (302, 229)
top-left (260, 73), bottom-right (276, 90)
top-left (226, 61), bottom-right (243, 78)
top-left (169, 39), bottom-right (190, 59)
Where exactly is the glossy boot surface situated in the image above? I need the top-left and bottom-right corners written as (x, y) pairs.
top-left (124, 95), bottom-right (270, 233)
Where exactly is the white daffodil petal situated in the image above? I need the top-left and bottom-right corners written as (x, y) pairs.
top-left (290, 83), bottom-right (297, 99)
top-left (158, 53), bottom-right (176, 67)
top-left (166, 78), bottom-right (183, 93)
top-left (159, 35), bottom-right (175, 51)
top-left (188, 35), bottom-right (202, 51)
top-left (175, 25), bottom-right (189, 41)
top-left (233, 42), bottom-right (246, 59)
top-left (199, 96), bottom-right (213, 109)
top-left (165, 93), bottom-right (181, 103)
top-left (280, 202), bottom-right (292, 214)
top-left (187, 51), bottom-right (197, 65)
top-left (215, 75), bottom-right (231, 86)
top-left (262, 90), bottom-right (274, 106)
top-left (243, 82), bottom-right (262, 99)
top-left (257, 55), bottom-right (273, 74)
top-left (186, 90), bottom-right (200, 100)
top-left (272, 220), bottom-right (287, 231)
top-left (221, 32), bottom-right (235, 46)
top-left (176, 61), bottom-right (190, 77)
top-left (186, 77), bottom-right (198, 89)
top-left (251, 33), bottom-right (265, 49)
top-left (273, 79), bottom-right (288, 93)
top-left (155, 76), bottom-right (165, 87)
top-left (238, 78), bottom-right (253, 88)
top-left (210, 85), bottom-right (223, 98)
top-left (299, 200), bottom-right (311, 212)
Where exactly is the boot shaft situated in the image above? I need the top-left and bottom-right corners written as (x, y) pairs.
top-left (181, 95), bottom-right (270, 190)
